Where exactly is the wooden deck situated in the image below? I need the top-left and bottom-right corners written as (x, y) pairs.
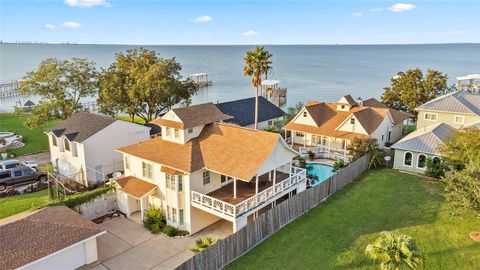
top-left (208, 172), bottom-right (289, 205)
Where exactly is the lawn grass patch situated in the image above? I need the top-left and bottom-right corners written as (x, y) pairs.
top-left (115, 115), bottom-right (146, 124)
top-left (0, 113), bottom-right (61, 156)
top-left (227, 169), bottom-right (480, 270)
top-left (0, 189), bottom-right (50, 219)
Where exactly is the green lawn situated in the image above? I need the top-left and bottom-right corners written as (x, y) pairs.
top-left (227, 169), bottom-right (480, 270)
top-left (0, 113), bottom-right (61, 156)
top-left (115, 115), bottom-right (146, 124)
top-left (0, 190), bottom-right (50, 219)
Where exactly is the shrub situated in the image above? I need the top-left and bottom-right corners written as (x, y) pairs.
top-left (50, 184), bottom-right (115, 208)
top-left (425, 157), bottom-right (449, 179)
top-left (143, 206), bottom-right (165, 232)
top-left (162, 225), bottom-right (177, 237)
top-left (368, 149), bottom-right (385, 169)
top-left (264, 125), bottom-right (279, 133)
top-left (332, 159), bottom-right (347, 172)
top-left (347, 138), bottom-right (379, 161)
top-left (176, 230), bottom-right (190, 236)
top-left (189, 236), bottom-right (219, 253)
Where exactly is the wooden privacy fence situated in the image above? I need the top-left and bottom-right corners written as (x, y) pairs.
top-left (176, 154), bottom-right (371, 270)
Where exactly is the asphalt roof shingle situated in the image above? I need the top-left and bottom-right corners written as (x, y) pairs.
top-left (215, 97), bottom-right (285, 127)
top-left (0, 206), bottom-right (105, 270)
top-left (48, 111), bottom-right (117, 143)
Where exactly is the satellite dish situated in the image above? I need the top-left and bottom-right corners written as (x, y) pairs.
top-left (384, 156), bottom-right (391, 161)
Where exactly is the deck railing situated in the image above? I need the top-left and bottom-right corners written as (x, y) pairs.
top-left (299, 146), bottom-right (350, 161)
top-left (191, 166), bottom-right (307, 219)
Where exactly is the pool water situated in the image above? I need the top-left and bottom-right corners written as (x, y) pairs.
top-left (307, 163), bottom-right (335, 186)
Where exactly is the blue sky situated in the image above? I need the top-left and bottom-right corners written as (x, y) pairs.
top-left (1, 0), bottom-right (479, 44)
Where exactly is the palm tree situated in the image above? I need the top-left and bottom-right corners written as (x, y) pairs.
top-left (365, 231), bottom-right (426, 270)
top-left (189, 236), bottom-right (218, 253)
top-left (243, 46), bottom-right (272, 130)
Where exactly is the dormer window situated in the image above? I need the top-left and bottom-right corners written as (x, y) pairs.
top-left (52, 135), bottom-right (57, 147)
top-left (166, 127), bottom-right (171, 137)
top-left (350, 118), bottom-right (355, 124)
top-left (174, 129), bottom-right (180, 138)
top-left (303, 111), bottom-right (307, 117)
top-left (64, 139), bottom-right (70, 152)
top-left (188, 128), bottom-right (193, 134)
top-left (341, 105), bottom-right (345, 109)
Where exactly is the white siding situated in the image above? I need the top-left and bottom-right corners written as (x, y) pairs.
top-left (337, 114), bottom-right (368, 134)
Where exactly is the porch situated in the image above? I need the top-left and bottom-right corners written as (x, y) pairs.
top-left (191, 164), bottom-right (307, 224)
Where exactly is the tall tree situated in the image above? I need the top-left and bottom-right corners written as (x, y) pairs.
top-left (365, 231), bottom-right (426, 270)
top-left (97, 48), bottom-right (198, 123)
top-left (381, 68), bottom-right (448, 120)
top-left (243, 46), bottom-right (272, 129)
top-left (18, 58), bottom-right (98, 127)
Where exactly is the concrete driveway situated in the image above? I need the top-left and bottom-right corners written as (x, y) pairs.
top-left (87, 217), bottom-right (232, 270)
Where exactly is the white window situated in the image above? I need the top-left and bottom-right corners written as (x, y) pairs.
top-left (51, 135), bottom-right (57, 147)
top-left (71, 142), bottom-right (78, 157)
top-left (165, 173), bottom-right (171, 189)
top-left (166, 127), bottom-right (171, 137)
top-left (404, 152), bottom-right (412, 166)
top-left (188, 128), bottom-right (193, 134)
top-left (203, 171), bottom-right (210, 185)
top-left (424, 113), bottom-right (437, 121)
top-left (179, 209), bottom-right (184, 225)
top-left (295, 132), bottom-right (305, 137)
top-left (166, 206), bottom-right (171, 220)
top-left (178, 175), bottom-right (183, 192)
top-left (124, 156), bottom-right (130, 170)
top-left (454, 115), bottom-right (465, 124)
top-left (64, 139), bottom-right (70, 152)
top-left (350, 118), bottom-right (355, 124)
top-left (417, 154), bottom-right (427, 169)
top-left (172, 208), bottom-right (177, 223)
top-left (303, 111), bottom-right (307, 117)
top-left (174, 129), bottom-right (180, 139)
top-left (142, 162), bottom-right (153, 179)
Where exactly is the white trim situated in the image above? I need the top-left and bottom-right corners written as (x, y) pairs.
top-left (416, 154), bottom-right (427, 170)
top-left (453, 115), bottom-right (465, 125)
top-left (403, 151), bottom-right (413, 167)
top-left (17, 231), bottom-right (106, 270)
top-left (423, 112), bottom-right (438, 121)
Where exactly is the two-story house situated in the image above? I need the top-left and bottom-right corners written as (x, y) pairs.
top-left (392, 89), bottom-right (480, 174)
top-left (114, 102), bottom-right (306, 234)
top-left (284, 95), bottom-right (410, 159)
top-left (46, 112), bottom-right (150, 185)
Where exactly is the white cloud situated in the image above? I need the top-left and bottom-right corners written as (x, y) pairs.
top-left (243, 30), bottom-right (258, 37)
top-left (62, 21), bottom-right (82, 28)
top-left (352, 12), bottom-right (362, 17)
top-left (388, 3), bottom-right (416, 12)
top-left (64, 0), bottom-right (108, 8)
top-left (44, 24), bottom-right (56, 29)
top-left (193, 15), bottom-right (213, 23)
top-left (370, 7), bottom-right (383, 12)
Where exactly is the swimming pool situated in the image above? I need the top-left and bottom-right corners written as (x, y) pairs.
top-left (307, 163), bottom-right (335, 186)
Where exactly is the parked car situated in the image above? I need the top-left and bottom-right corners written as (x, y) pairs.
top-left (0, 166), bottom-right (47, 191)
top-left (0, 159), bottom-right (38, 171)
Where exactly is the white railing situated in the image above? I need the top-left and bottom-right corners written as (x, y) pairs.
top-left (191, 166), bottom-right (307, 219)
top-left (299, 146), bottom-right (350, 162)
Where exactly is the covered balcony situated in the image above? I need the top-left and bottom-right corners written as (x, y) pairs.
top-left (191, 164), bottom-right (306, 222)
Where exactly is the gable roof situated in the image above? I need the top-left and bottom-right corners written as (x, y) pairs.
top-left (0, 206), bottom-right (105, 270)
top-left (415, 90), bottom-right (480, 115)
top-left (285, 100), bottom-right (410, 140)
top-left (215, 96), bottom-right (285, 127)
top-left (116, 176), bottom-right (157, 198)
top-left (48, 112), bottom-right (117, 143)
top-left (152, 102), bottom-right (232, 129)
top-left (391, 123), bottom-right (455, 155)
top-left (118, 123), bottom-right (294, 181)
top-left (339, 95), bottom-right (357, 105)
top-left (362, 98), bottom-right (388, 108)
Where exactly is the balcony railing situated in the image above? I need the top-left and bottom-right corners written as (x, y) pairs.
top-left (191, 166), bottom-right (306, 219)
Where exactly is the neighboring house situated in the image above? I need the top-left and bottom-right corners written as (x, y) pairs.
top-left (115, 102), bottom-right (306, 234)
top-left (391, 89), bottom-right (480, 174)
top-left (215, 96), bottom-right (285, 129)
top-left (284, 95), bottom-right (410, 158)
top-left (391, 123), bottom-right (455, 174)
top-left (415, 90), bottom-right (480, 130)
top-left (46, 112), bottom-right (150, 184)
top-left (0, 206), bottom-right (105, 270)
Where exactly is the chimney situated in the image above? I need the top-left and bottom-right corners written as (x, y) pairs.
top-left (356, 97), bottom-right (363, 106)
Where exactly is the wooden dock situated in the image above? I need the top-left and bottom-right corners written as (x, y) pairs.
top-left (0, 82), bottom-right (22, 99)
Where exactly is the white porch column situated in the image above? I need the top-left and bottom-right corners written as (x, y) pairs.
top-left (233, 178), bottom-right (237, 199)
top-left (273, 169), bottom-right (277, 186)
top-left (255, 174), bottom-right (259, 194)
top-left (140, 197), bottom-right (144, 221)
top-left (289, 161), bottom-right (293, 178)
top-left (304, 132), bottom-right (306, 147)
top-left (290, 130), bottom-right (294, 147)
top-left (269, 171), bottom-right (272, 181)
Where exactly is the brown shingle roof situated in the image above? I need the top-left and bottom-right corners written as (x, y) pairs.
top-left (116, 176), bottom-right (157, 198)
top-left (341, 95), bottom-right (357, 105)
top-left (152, 103), bottom-right (232, 129)
top-left (362, 98), bottom-right (388, 108)
top-left (118, 123), bottom-right (285, 181)
top-left (285, 100), bottom-right (409, 139)
top-left (0, 206), bottom-right (105, 270)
